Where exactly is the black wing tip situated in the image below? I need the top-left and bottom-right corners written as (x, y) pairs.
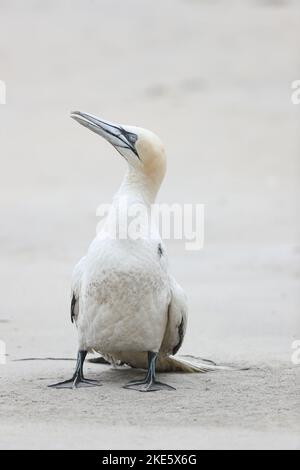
top-left (172, 317), bottom-right (185, 356)
top-left (70, 293), bottom-right (77, 324)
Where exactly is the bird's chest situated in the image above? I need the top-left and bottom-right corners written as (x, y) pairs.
top-left (83, 240), bottom-right (169, 310)
top-left (77, 239), bottom-right (171, 352)
top-left (85, 265), bottom-right (168, 310)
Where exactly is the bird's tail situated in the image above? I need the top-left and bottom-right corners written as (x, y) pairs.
top-left (98, 352), bottom-right (234, 373)
top-left (156, 355), bottom-right (232, 373)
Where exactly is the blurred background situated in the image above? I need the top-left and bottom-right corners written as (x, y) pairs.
top-left (0, 0), bottom-right (299, 365)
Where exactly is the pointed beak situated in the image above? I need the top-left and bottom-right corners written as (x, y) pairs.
top-left (70, 111), bottom-right (139, 158)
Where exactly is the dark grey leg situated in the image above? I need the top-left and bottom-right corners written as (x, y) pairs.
top-left (48, 350), bottom-right (102, 389)
top-left (123, 352), bottom-right (176, 392)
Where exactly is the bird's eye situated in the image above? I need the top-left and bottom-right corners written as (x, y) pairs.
top-left (128, 133), bottom-right (137, 144)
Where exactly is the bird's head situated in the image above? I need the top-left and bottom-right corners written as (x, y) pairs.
top-left (70, 111), bottom-right (167, 190)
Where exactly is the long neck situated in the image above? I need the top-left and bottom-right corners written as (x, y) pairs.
top-left (114, 167), bottom-right (162, 207)
top-left (102, 166), bottom-right (164, 239)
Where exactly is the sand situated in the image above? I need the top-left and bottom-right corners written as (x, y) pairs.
top-left (0, 0), bottom-right (299, 449)
top-left (0, 359), bottom-right (299, 450)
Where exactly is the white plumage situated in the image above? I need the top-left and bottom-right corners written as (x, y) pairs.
top-left (50, 111), bottom-right (206, 392)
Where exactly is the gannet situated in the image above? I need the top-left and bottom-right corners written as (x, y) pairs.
top-left (49, 111), bottom-right (206, 392)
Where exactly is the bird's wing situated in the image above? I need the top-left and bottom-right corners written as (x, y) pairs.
top-left (70, 256), bottom-right (86, 324)
top-left (160, 276), bottom-right (188, 356)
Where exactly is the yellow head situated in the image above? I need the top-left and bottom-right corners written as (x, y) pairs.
top-left (71, 112), bottom-right (167, 191)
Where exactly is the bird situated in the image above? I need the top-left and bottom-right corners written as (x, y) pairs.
top-left (49, 111), bottom-right (209, 392)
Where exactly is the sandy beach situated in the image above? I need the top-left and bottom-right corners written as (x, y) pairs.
top-left (0, 0), bottom-right (299, 449)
